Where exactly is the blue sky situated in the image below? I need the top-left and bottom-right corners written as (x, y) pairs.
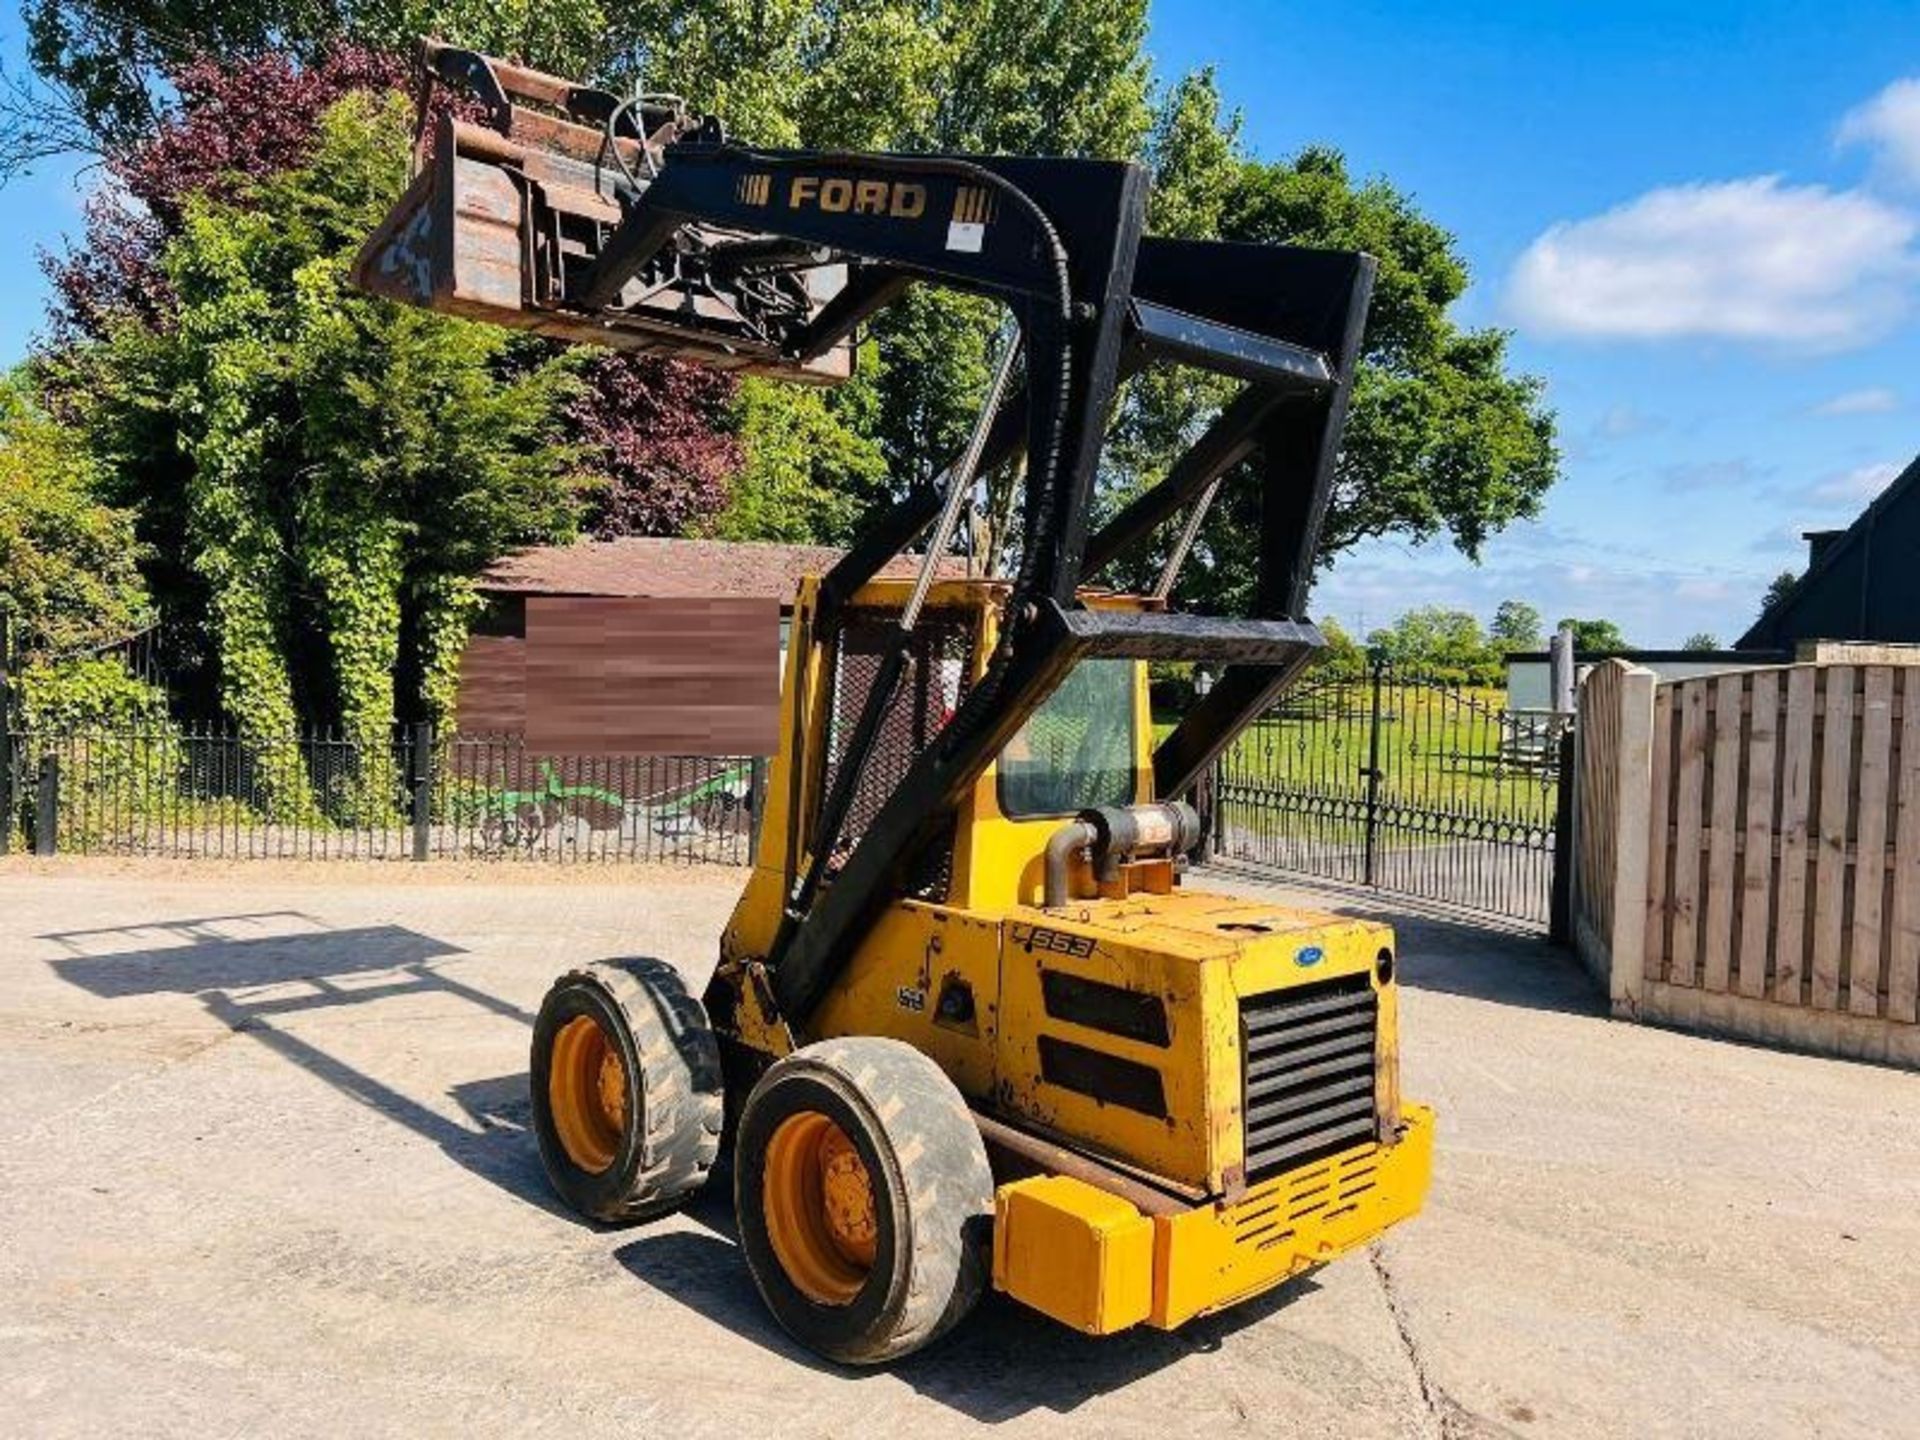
top-left (5, 3), bottom-right (1920, 647)
top-left (1148, 0), bottom-right (1920, 646)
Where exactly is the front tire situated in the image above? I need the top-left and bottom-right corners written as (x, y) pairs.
top-left (734, 1037), bottom-right (993, 1365)
top-left (530, 959), bottom-right (724, 1223)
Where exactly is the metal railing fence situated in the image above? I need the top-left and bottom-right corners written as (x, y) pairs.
top-left (2, 720), bottom-right (763, 865)
top-left (1212, 657), bottom-right (1570, 927)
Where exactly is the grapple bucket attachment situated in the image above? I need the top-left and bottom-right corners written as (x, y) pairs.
top-left (350, 45), bottom-right (852, 382)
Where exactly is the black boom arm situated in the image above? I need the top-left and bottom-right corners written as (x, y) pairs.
top-left (349, 45), bottom-right (1377, 1023)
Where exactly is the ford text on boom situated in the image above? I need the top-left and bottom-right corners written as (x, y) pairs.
top-left (788, 176), bottom-right (928, 217)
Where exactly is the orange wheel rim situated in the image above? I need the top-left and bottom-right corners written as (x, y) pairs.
top-left (763, 1111), bottom-right (877, 1305)
top-left (549, 1014), bottom-right (627, 1173)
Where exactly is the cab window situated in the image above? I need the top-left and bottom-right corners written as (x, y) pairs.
top-left (997, 659), bottom-right (1137, 817)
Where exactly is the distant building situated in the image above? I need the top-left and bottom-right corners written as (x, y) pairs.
top-left (1741, 452), bottom-right (1920, 650)
top-left (475, 535), bottom-right (869, 634)
top-left (459, 536), bottom-right (956, 750)
top-left (1503, 649), bottom-right (1789, 712)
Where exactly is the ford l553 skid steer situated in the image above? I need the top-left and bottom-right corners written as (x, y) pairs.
top-left (354, 41), bottom-right (1432, 1365)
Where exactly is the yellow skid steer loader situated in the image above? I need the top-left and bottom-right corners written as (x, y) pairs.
top-left (354, 41), bottom-right (1432, 1365)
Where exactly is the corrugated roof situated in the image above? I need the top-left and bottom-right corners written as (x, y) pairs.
top-left (479, 536), bottom-right (961, 601)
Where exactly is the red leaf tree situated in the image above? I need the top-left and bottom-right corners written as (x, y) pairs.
top-left (43, 43), bottom-right (742, 536)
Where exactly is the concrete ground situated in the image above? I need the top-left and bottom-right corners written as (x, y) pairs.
top-left (1, 859), bottom-right (1916, 1439)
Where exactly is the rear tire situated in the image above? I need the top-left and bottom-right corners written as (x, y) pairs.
top-left (734, 1037), bottom-right (993, 1366)
top-left (530, 959), bottom-right (724, 1223)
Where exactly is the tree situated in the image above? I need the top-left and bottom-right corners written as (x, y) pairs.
top-left (58, 91), bottom-right (582, 777)
top-left (1558, 617), bottom-right (1629, 654)
top-left (709, 378), bottom-right (887, 543)
top-left (1682, 632), bottom-right (1719, 652)
top-left (42, 45), bottom-right (408, 342)
top-left (571, 354), bottom-right (741, 538)
top-left (6, 0), bottom-right (612, 171)
top-left (1314, 614), bottom-right (1367, 678)
top-left (1365, 606), bottom-right (1501, 686)
top-left (1490, 599), bottom-right (1543, 651)
top-left (1110, 76), bottom-right (1557, 614)
top-left (0, 367), bottom-right (150, 656)
top-left (1761, 570), bottom-right (1798, 619)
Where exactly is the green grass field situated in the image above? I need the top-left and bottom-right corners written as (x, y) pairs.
top-left (1173, 679), bottom-right (1565, 827)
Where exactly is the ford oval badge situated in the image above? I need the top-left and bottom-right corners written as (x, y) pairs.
top-left (1295, 945), bottom-right (1324, 968)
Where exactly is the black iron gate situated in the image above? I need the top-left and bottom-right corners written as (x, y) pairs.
top-left (1212, 657), bottom-right (1569, 927)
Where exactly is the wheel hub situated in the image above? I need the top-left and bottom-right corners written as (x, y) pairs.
top-left (763, 1111), bottom-right (878, 1306)
top-left (548, 1014), bottom-right (626, 1174)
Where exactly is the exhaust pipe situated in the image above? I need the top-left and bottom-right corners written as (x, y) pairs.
top-left (1043, 802), bottom-right (1202, 908)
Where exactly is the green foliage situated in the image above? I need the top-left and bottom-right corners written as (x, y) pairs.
top-left (56, 92), bottom-right (581, 812)
top-left (12, 657), bottom-right (178, 848)
top-left (1761, 569), bottom-right (1798, 618)
top-left (1315, 615), bottom-right (1367, 678)
top-left (1365, 606), bottom-right (1502, 686)
top-left (0, 369), bottom-right (151, 656)
top-left (1490, 599), bottom-right (1543, 652)
top-left (1558, 617), bottom-right (1629, 654)
top-left (1681, 632), bottom-right (1720, 652)
top-left (15, 655), bottom-right (167, 729)
top-left (1116, 78), bottom-right (1557, 614)
top-left (711, 376), bottom-right (887, 543)
top-left (933, 0), bottom-right (1151, 158)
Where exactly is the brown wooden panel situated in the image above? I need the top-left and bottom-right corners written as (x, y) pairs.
top-left (1812, 667), bottom-right (1855, 1011)
top-left (1891, 668), bottom-right (1920, 1024)
top-left (1669, 680), bottom-right (1709, 988)
top-left (1773, 666), bottom-right (1817, 1005)
top-left (1849, 667), bottom-right (1895, 1018)
top-left (456, 636), bottom-right (527, 733)
top-left (524, 597), bottom-right (779, 755)
top-left (1702, 674), bottom-right (1743, 994)
top-left (1643, 683), bottom-right (1674, 984)
top-left (1736, 670), bottom-right (1778, 1000)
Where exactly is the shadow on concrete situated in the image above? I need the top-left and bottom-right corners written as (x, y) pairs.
top-left (1381, 910), bottom-right (1603, 1018)
top-left (616, 1181), bottom-right (1319, 1423)
top-left (41, 913), bottom-right (555, 1211)
top-left (47, 921), bottom-right (465, 998)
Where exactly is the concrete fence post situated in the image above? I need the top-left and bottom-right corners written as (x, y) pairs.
top-left (1606, 667), bottom-right (1657, 1017)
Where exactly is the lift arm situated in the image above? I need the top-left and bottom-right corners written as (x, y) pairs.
top-left (351, 43), bottom-right (1377, 1022)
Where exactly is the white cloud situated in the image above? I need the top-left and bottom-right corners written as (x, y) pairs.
top-left (1808, 459), bottom-right (1903, 504)
top-left (1812, 386), bottom-right (1899, 415)
top-left (1840, 77), bottom-right (1920, 187)
top-left (1506, 177), bottom-right (1920, 349)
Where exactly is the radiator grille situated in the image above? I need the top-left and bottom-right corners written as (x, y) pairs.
top-left (1240, 972), bottom-right (1379, 1180)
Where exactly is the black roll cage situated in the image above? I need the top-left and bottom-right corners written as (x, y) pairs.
top-left (371, 46), bottom-right (1377, 1023)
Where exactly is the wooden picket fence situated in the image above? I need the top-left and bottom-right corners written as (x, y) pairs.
top-left (1573, 658), bottom-right (1920, 1066)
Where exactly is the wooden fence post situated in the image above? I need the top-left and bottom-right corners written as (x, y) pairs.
top-left (1606, 667), bottom-right (1656, 1017)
